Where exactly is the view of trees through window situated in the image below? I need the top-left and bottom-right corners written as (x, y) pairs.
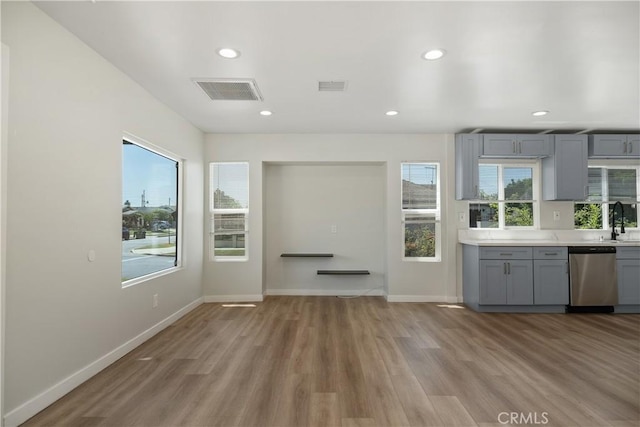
top-left (470, 165), bottom-right (534, 228)
top-left (122, 140), bottom-right (178, 283)
top-left (575, 167), bottom-right (638, 229)
top-left (402, 163), bottom-right (440, 259)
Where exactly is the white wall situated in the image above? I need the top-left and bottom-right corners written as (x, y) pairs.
top-left (204, 134), bottom-right (459, 303)
top-left (1, 3), bottom-right (204, 425)
top-left (264, 163), bottom-right (386, 295)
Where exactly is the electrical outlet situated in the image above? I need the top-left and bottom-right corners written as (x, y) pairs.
top-left (553, 211), bottom-right (560, 221)
top-left (458, 212), bottom-right (465, 223)
top-left (153, 294), bottom-right (158, 308)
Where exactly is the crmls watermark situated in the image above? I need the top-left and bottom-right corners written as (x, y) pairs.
top-left (498, 412), bottom-right (549, 425)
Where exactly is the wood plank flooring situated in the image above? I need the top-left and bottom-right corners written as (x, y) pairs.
top-left (21, 297), bottom-right (640, 427)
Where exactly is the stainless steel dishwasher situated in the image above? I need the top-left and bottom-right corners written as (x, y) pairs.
top-left (567, 246), bottom-right (617, 313)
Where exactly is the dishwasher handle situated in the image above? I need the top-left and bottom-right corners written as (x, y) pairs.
top-left (568, 246), bottom-right (616, 254)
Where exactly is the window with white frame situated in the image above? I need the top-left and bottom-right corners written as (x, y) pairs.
top-left (210, 162), bottom-right (249, 260)
top-left (469, 163), bottom-right (537, 229)
top-left (122, 139), bottom-right (179, 284)
top-left (574, 166), bottom-right (639, 230)
top-left (402, 163), bottom-right (440, 261)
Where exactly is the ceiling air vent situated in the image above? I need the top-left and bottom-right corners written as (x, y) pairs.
top-left (318, 81), bottom-right (348, 92)
top-left (193, 78), bottom-right (263, 101)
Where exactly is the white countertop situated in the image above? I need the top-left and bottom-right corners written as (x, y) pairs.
top-left (458, 238), bottom-right (640, 247)
top-left (457, 229), bottom-right (640, 247)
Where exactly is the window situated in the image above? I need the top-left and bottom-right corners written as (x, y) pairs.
top-left (210, 162), bottom-right (249, 260)
top-left (469, 163), bottom-right (537, 228)
top-left (122, 139), bottom-right (179, 284)
top-left (402, 163), bottom-right (440, 261)
top-left (574, 166), bottom-right (639, 230)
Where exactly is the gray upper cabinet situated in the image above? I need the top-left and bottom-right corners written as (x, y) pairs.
top-left (455, 134), bottom-right (480, 200)
top-left (588, 134), bottom-right (640, 158)
top-left (541, 135), bottom-right (588, 200)
top-left (482, 134), bottom-right (552, 158)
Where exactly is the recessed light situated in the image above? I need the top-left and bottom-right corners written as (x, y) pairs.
top-left (532, 110), bottom-right (549, 116)
top-left (386, 110), bottom-right (399, 116)
top-left (422, 49), bottom-right (446, 60)
top-left (217, 48), bottom-right (240, 59)
top-left (260, 110), bottom-right (272, 116)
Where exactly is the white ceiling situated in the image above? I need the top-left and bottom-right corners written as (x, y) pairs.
top-left (35, 1), bottom-right (640, 134)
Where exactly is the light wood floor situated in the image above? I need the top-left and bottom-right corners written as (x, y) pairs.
top-left (22, 297), bottom-right (639, 427)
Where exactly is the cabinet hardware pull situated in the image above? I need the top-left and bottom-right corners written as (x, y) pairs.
top-left (519, 141), bottom-right (522, 153)
top-left (513, 141), bottom-right (516, 153)
top-left (499, 253), bottom-right (512, 256)
top-left (507, 262), bottom-right (511, 275)
top-left (544, 252), bottom-right (558, 256)
top-left (503, 263), bottom-right (507, 274)
top-left (624, 141), bottom-right (627, 154)
top-left (630, 142), bottom-right (633, 153)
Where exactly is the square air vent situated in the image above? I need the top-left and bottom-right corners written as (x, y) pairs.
top-left (193, 78), bottom-right (263, 101)
top-left (318, 81), bottom-right (348, 92)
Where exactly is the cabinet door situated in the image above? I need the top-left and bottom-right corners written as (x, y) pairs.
top-left (482, 134), bottom-right (551, 157)
top-left (533, 260), bottom-right (569, 305)
top-left (517, 135), bottom-right (552, 157)
top-left (589, 135), bottom-right (627, 157)
top-left (617, 259), bottom-right (640, 305)
top-left (480, 260), bottom-right (507, 304)
top-left (626, 134), bottom-right (640, 157)
top-left (455, 134), bottom-right (480, 200)
top-left (482, 134), bottom-right (518, 156)
top-left (506, 260), bottom-right (534, 305)
top-left (541, 135), bottom-right (588, 200)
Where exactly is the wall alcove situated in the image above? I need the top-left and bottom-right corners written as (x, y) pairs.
top-left (263, 162), bottom-right (386, 296)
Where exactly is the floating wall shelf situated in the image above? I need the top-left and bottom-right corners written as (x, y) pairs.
top-left (281, 253), bottom-right (334, 258)
top-left (317, 270), bottom-right (370, 275)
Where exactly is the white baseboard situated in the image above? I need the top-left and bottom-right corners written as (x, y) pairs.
top-left (386, 295), bottom-right (459, 303)
top-left (3, 298), bottom-right (203, 427)
top-left (266, 288), bottom-right (385, 297)
top-left (203, 294), bottom-right (264, 303)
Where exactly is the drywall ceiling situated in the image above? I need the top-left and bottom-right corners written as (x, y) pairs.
top-left (34, 1), bottom-right (640, 134)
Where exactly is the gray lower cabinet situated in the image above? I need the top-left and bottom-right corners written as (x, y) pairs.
top-left (616, 247), bottom-right (640, 307)
top-left (533, 247), bottom-right (569, 305)
top-left (479, 259), bottom-right (533, 304)
top-left (463, 245), bottom-right (568, 312)
top-left (464, 246), bottom-right (535, 309)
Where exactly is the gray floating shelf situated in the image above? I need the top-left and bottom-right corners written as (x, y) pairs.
top-left (281, 253), bottom-right (334, 258)
top-left (317, 270), bottom-right (370, 275)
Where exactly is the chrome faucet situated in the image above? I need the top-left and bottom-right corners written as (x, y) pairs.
top-left (611, 201), bottom-right (625, 241)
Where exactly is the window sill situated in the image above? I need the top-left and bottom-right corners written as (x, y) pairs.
top-left (403, 257), bottom-right (441, 263)
top-left (211, 257), bottom-right (248, 262)
top-left (122, 266), bottom-right (182, 288)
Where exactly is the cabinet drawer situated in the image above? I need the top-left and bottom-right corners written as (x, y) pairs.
top-left (533, 247), bottom-right (567, 260)
top-left (479, 247), bottom-right (532, 260)
top-left (617, 246), bottom-right (640, 260)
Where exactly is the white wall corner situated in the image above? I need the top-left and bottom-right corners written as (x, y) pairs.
top-left (203, 294), bottom-right (264, 303)
top-left (3, 298), bottom-right (203, 427)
